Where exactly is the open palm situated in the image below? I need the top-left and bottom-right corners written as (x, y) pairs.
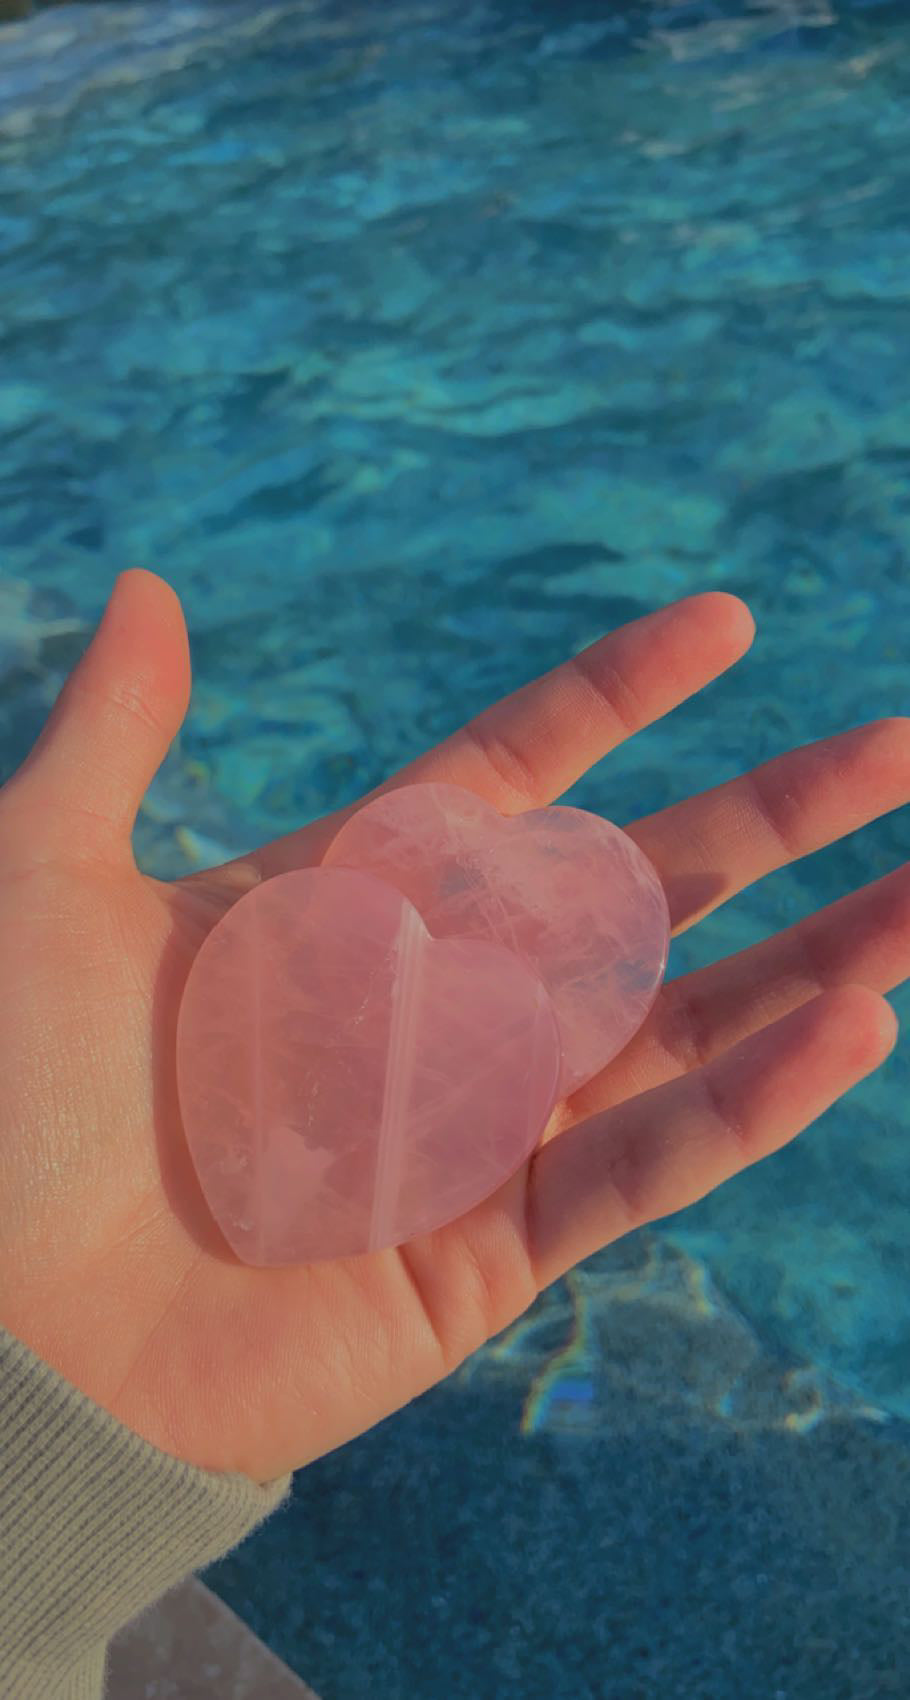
top-left (0, 569), bottom-right (906, 1486)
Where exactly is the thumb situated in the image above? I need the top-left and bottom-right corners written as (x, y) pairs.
top-left (1, 568), bottom-right (192, 866)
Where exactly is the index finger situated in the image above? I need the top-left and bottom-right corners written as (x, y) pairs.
top-left (209, 591), bottom-right (755, 885)
top-left (402, 590), bottom-right (755, 812)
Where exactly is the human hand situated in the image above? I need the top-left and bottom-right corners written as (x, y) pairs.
top-left (0, 570), bottom-right (906, 1483)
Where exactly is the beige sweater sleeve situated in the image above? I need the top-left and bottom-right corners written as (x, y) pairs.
top-left (0, 1323), bottom-right (294, 1700)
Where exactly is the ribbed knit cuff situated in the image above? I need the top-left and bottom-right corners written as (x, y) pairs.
top-left (0, 1323), bottom-right (293, 1700)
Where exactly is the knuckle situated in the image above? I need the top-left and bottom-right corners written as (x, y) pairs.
top-left (745, 763), bottom-right (805, 861)
top-left (569, 652), bottom-right (643, 737)
top-left (461, 717), bottom-right (541, 806)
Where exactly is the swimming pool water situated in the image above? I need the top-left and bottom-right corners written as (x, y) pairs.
top-left (2, 2), bottom-right (909, 1694)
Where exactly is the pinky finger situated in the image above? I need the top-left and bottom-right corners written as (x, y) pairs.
top-left (526, 983), bottom-right (899, 1293)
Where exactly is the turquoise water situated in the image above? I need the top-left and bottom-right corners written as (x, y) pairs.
top-left (2, 2), bottom-right (910, 1694)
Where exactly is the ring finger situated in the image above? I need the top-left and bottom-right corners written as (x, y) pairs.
top-left (561, 856), bottom-right (910, 1133)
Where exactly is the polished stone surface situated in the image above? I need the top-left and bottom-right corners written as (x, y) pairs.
top-left (325, 781), bottom-right (670, 1095)
top-left (176, 865), bottom-right (561, 1265)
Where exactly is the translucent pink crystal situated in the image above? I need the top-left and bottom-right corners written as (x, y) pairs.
top-left (324, 782), bottom-right (670, 1095)
top-left (176, 866), bottom-right (562, 1266)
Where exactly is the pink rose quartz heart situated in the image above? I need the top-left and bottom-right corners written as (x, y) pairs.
top-left (324, 781), bottom-right (670, 1096)
top-left (176, 866), bottom-right (562, 1266)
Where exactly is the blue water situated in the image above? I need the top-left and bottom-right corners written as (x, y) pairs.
top-left (2, 3), bottom-right (910, 1694)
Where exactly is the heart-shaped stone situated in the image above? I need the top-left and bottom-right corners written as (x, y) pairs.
top-left (176, 866), bottom-right (562, 1265)
top-left (324, 781), bottom-right (670, 1096)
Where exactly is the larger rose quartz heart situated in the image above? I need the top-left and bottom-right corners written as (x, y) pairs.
top-left (323, 781), bottom-right (670, 1096)
top-left (176, 866), bottom-right (562, 1266)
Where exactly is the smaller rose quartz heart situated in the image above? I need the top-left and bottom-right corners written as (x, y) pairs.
top-left (324, 781), bottom-right (670, 1095)
top-left (176, 866), bottom-right (562, 1266)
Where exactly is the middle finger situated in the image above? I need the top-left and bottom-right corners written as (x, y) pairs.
top-left (624, 716), bottom-right (910, 936)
